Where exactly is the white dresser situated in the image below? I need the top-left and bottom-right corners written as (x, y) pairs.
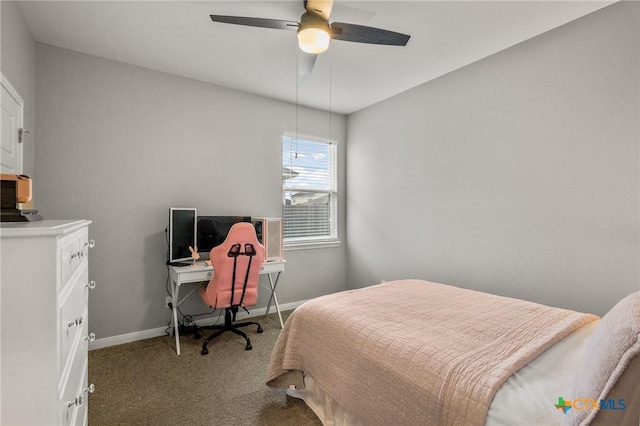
top-left (1, 220), bottom-right (95, 425)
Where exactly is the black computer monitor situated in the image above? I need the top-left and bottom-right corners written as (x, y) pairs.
top-left (197, 216), bottom-right (251, 256)
top-left (168, 207), bottom-right (197, 265)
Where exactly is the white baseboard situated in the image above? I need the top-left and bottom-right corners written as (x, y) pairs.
top-left (89, 299), bottom-right (308, 351)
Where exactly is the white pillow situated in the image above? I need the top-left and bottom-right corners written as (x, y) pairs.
top-left (563, 292), bottom-right (640, 426)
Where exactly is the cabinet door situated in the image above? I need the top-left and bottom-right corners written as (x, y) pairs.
top-left (1, 75), bottom-right (24, 174)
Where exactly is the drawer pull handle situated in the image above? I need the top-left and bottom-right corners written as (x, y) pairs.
top-left (82, 239), bottom-right (96, 256)
top-left (71, 250), bottom-right (87, 261)
top-left (86, 280), bottom-right (96, 290)
top-left (68, 384), bottom-right (94, 409)
top-left (84, 383), bottom-right (96, 395)
top-left (86, 333), bottom-right (96, 342)
top-left (67, 316), bottom-right (83, 328)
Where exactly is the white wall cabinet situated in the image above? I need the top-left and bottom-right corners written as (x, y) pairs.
top-left (1, 220), bottom-right (94, 425)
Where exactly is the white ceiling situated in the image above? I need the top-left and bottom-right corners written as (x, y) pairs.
top-left (17, 1), bottom-right (615, 114)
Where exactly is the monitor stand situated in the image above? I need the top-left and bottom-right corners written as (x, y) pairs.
top-left (1, 208), bottom-right (43, 222)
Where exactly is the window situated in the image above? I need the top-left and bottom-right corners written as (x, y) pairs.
top-left (282, 133), bottom-right (338, 246)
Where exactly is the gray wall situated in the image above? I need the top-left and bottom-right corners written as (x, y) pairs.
top-left (346, 1), bottom-right (640, 317)
top-left (5, 0), bottom-right (640, 341)
top-left (34, 44), bottom-right (346, 339)
top-left (1, 0), bottom-right (35, 176)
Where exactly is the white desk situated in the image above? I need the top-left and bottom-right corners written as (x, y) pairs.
top-left (168, 259), bottom-right (285, 355)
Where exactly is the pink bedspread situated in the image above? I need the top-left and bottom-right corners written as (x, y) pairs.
top-left (267, 279), bottom-right (598, 426)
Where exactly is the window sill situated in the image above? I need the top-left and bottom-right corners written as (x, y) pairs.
top-left (284, 240), bottom-right (342, 251)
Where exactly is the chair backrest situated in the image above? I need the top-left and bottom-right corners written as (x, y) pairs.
top-left (201, 222), bottom-right (266, 309)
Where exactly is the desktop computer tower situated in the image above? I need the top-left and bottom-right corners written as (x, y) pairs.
top-left (252, 217), bottom-right (283, 261)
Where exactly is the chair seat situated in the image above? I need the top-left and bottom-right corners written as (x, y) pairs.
top-left (199, 285), bottom-right (258, 310)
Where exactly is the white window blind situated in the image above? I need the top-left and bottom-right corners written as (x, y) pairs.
top-left (282, 134), bottom-right (337, 244)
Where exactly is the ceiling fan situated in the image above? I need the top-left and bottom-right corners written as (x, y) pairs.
top-left (210, 0), bottom-right (410, 75)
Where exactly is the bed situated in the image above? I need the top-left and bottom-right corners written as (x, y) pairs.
top-left (266, 279), bottom-right (640, 426)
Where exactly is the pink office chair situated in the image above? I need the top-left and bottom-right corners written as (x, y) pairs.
top-left (197, 222), bottom-right (266, 355)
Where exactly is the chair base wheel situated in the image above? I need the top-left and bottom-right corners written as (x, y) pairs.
top-left (197, 309), bottom-right (262, 355)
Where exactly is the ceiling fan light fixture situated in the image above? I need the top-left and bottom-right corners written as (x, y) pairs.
top-left (297, 27), bottom-right (331, 53)
top-left (210, 1), bottom-right (411, 74)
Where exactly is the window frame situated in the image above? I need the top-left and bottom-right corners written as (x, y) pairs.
top-left (282, 132), bottom-right (340, 249)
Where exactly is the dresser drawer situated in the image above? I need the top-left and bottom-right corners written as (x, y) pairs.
top-left (59, 335), bottom-right (88, 426)
top-left (60, 236), bottom-right (80, 285)
top-left (59, 228), bottom-right (89, 287)
top-left (181, 268), bottom-right (213, 283)
top-left (74, 371), bottom-right (89, 426)
top-left (59, 264), bottom-right (89, 375)
top-left (60, 305), bottom-right (88, 381)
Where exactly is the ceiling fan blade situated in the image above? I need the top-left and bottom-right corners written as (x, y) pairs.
top-left (331, 22), bottom-right (410, 46)
top-left (304, 0), bottom-right (334, 20)
top-left (298, 51), bottom-right (318, 76)
top-left (210, 15), bottom-right (299, 31)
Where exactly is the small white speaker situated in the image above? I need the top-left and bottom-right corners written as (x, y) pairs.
top-left (252, 217), bottom-right (283, 261)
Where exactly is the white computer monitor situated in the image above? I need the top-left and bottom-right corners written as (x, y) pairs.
top-left (168, 207), bottom-right (197, 265)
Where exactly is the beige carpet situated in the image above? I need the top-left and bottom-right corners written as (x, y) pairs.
top-left (88, 311), bottom-right (322, 425)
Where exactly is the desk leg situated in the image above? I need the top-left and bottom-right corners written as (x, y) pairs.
top-left (170, 278), bottom-right (181, 355)
top-left (264, 272), bottom-right (284, 328)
